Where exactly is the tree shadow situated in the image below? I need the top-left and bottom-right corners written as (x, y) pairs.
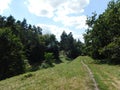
top-left (92, 59), bottom-right (120, 66)
top-left (54, 59), bottom-right (62, 64)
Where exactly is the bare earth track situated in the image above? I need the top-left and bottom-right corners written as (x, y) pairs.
top-left (81, 60), bottom-right (99, 90)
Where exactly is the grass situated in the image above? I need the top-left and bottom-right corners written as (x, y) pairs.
top-left (82, 56), bottom-right (120, 90)
top-left (0, 56), bottom-right (120, 90)
top-left (0, 56), bottom-right (94, 90)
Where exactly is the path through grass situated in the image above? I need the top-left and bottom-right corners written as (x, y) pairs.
top-left (0, 56), bottom-right (94, 90)
top-left (81, 60), bottom-right (99, 90)
top-left (82, 56), bottom-right (120, 90)
top-left (0, 56), bottom-right (120, 90)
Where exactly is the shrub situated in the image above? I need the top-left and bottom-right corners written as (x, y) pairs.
top-left (41, 52), bottom-right (54, 68)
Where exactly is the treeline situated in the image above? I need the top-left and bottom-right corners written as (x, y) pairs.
top-left (0, 15), bottom-right (83, 80)
top-left (60, 31), bottom-right (83, 59)
top-left (84, 0), bottom-right (120, 64)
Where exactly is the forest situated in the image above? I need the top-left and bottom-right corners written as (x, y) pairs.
top-left (0, 0), bottom-right (120, 80)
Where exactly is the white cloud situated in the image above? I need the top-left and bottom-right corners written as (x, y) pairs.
top-left (74, 34), bottom-right (84, 42)
top-left (37, 24), bottom-right (84, 42)
top-left (37, 24), bottom-right (71, 40)
top-left (25, 0), bottom-right (54, 18)
top-left (0, 0), bottom-right (12, 14)
top-left (25, 0), bottom-right (89, 17)
top-left (54, 15), bottom-right (88, 29)
top-left (54, 0), bottom-right (89, 15)
top-left (25, 0), bottom-right (89, 29)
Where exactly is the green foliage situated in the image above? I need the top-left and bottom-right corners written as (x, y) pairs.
top-left (0, 28), bottom-right (26, 80)
top-left (18, 19), bottom-right (44, 64)
top-left (43, 34), bottom-right (60, 63)
top-left (60, 31), bottom-right (83, 59)
top-left (43, 52), bottom-right (54, 68)
top-left (0, 14), bottom-right (62, 80)
top-left (84, 0), bottom-right (120, 64)
top-left (100, 37), bottom-right (120, 64)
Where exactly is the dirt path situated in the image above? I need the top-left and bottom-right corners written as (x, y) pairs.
top-left (81, 60), bottom-right (99, 90)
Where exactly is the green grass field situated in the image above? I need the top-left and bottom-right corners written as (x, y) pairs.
top-left (82, 56), bottom-right (120, 90)
top-left (0, 56), bottom-right (120, 90)
top-left (0, 56), bottom-right (93, 90)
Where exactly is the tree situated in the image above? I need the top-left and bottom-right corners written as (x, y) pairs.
top-left (0, 15), bottom-right (6, 28)
top-left (84, 0), bottom-right (120, 63)
top-left (0, 28), bottom-right (26, 80)
top-left (60, 31), bottom-right (83, 59)
top-left (43, 34), bottom-right (60, 63)
top-left (5, 15), bottom-right (15, 27)
top-left (100, 37), bottom-right (120, 64)
top-left (60, 31), bottom-right (68, 51)
top-left (44, 52), bottom-right (54, 67)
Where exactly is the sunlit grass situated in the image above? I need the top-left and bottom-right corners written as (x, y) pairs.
top-left (0, 56), bottom-right (93, 90)
top-left (82, 56), bottom-right (120, 90)
top-left (1, 56), bottom-right (119, 90)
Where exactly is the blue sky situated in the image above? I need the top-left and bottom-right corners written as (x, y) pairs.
top-left (0, 0), bottom-right (111, 42)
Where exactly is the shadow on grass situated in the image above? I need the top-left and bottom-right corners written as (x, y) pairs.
top-left (29, 58), bottom-right (63, 72)
top-left (91, 58), bottom-right (120, 66)
top-left (54, 58), bottom-right (62, 64)
top-left (65, 57), bottom-right (73, 61)
top-left (21, 73), bottom-right (34, 80)
top-left (30, 63), bottom-right (56, 72)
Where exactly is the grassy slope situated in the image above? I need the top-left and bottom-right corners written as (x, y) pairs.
top-left (0, 56), bottom-right (120, 90)
top-left (0, 56), bottom-right (93, 90)
top-left (82, 56), bottom-right (120, 90)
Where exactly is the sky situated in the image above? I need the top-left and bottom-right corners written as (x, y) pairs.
top-left (0, 0), bottom-right (112, 42)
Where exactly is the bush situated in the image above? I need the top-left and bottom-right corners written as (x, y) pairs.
top-left (42, 52), bottom-right (54, 68)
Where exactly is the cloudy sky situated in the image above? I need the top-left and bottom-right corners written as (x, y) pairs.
top-left (0, 0), bottom-right (111, 42)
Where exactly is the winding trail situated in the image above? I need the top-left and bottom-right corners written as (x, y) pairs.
top-left (81, 60), bottom-right (99, 90)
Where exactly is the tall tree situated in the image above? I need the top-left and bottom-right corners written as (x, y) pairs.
top-left (0, 28), bottom-right (26, 80)
top-left (43, 34), bottom-right (60, 63)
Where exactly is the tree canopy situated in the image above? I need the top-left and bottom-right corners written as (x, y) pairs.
top-left (84, 0), bottom-right (120, 64)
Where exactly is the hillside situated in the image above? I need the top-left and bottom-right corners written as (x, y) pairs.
top-left (0, 56), bottom-right (120, 90)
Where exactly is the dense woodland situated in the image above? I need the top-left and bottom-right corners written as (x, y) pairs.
top-left (0, 0), bottom-right (120, 80)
